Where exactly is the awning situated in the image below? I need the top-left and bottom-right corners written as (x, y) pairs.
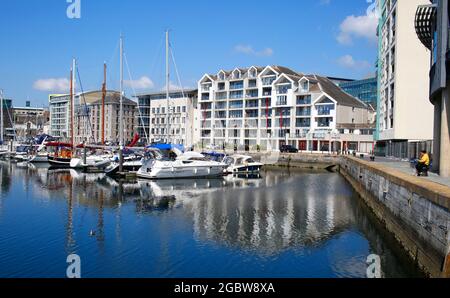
top-left (415, 4), bottom-right (437, 50)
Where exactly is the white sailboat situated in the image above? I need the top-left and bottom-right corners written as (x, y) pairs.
top-left (137, 31), bottom-right (227, 180)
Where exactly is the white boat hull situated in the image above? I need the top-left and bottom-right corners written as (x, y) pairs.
top-left (137, 162), bottom-right (226, 180)
top-left (28, 155), bottom-right (48, 163)
top-left (70, 157), bottom-right (111, 169)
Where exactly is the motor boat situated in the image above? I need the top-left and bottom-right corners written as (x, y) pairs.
top-left (70, 154), bottom-right (111, 170)
top-left (27, 151), bottom-right (49, 163)
top-left (201, 151), bottom-right (226, 162)
top-left (11, 145), bottom-right (32, 162)
top-left (223, 155), bottom-right (264, 174)
top-left (137, 151), bottom-right (227, 180)
top-left (26, 135), bottom-right (53, 164)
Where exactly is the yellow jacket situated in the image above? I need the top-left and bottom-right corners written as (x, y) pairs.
top-left (419, 154), bottom-right (430, 166)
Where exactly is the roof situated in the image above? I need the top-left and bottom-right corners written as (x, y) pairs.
top-left (90, 92), bottom-right (136, 106)
top-left (314, 75), bottom-right (368, 109)
top-left (136, 88), bottom-right (198, 97)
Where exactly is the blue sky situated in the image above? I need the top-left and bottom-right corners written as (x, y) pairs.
top-left (0, 0), bottom-right (378, 107)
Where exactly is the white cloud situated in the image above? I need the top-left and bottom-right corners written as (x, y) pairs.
top-left (337, 55), bottom-right (371, 69)
top-left (337, 6), bottom-right (378, 45)
top-left (234, 45), bottom-right (274, 57)
top-left (33, 78), bottom-right (70, 92)
top-left (124, 76), bottom-right (154, 89)
top-left (161, 81), bottom-right (191, 92)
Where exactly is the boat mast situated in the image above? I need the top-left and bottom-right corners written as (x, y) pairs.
top-left (166, 30), bottom-right (170, 144)
top-left (0, 89), bottom-right (4, 144)
top-left (71, 58), bottom-right (76, 149)
top-left (102, 62), bottom-right (107, 145)
top-left (119, 35), bottom-right (124, 148)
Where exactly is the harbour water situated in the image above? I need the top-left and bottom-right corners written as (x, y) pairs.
top-left (0, 161), bottom-right (424, 278)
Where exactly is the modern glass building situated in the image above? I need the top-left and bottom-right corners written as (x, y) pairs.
top-left (338, 77), bottom-right (378, 108)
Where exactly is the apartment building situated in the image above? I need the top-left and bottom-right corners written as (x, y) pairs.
top-left (135, 89), bottom-right (198, 146)
top-left (74, 91), bottom-right (137, 144)
top-left (1, 98), bottom-right (14, 141)
top-left (197, 66), bottom-right (375, 153)
top-left (49, 94), bottom-right (71, 139)
top-left (50, 91), bottom-right (137, 144)
top-left (376, 0), bottom-right (434, 158)
top-left (415, 0), bottom-right (450, 176)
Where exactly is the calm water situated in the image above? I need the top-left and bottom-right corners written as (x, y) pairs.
top-left (0, 161), bottom-right (423, 278)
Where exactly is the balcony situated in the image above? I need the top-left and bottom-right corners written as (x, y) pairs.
top-left (261, 77), bottom-right (276, 86)
top-left (297, 96), bottom-right (311, 105)
top-left (201, 85), bottom-right (211, 92)
top-left (296, 109), bottom-right (311, 116)
top-left (201, 94), bottom-right (210, 101)
top-left (230, 81), bottom-right (244, 90)
top-left (248, 80), bottom-right (257, 88)
top-left (245, 101), bottom-right (258, 108)
top-left (276, 96), bottom-right (288, 106)
top-left (246, 90), bottom-right (259, 98)
top-left (230, 91), bottom-right (243, 100)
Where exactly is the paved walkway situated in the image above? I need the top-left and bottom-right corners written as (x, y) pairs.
top-left (370, 157), bottom-right (450, 188)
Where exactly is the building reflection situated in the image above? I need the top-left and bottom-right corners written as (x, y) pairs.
top-left (6, 164), bottom-right (360, 256)
top-left (184, 172), bottom-right (356, 254)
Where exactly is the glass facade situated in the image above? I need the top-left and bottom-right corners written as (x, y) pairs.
top-left (339, 77), bottom-right (378, 107)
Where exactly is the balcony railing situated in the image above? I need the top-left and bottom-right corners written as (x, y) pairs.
top-left (276, 96), bottom-right (287, 106)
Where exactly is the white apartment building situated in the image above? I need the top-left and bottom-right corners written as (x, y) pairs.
top-left (376, 0), bottom-right (434, 158)
top-left (49, 94), bottom-right (72, 139)
top-left (50, 91), bottom-right (137, 144)
top-left (197, 66), bottom-right (375, 153)
top-left (136, 89), bottom-right (198, 146)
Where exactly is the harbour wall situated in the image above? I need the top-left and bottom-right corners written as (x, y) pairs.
top-left (339, 156), bottom-right (450, 278)
top-left (252, 152), bottom-right (450, 277)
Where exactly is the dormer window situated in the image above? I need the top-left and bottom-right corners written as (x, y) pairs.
top-left (218, 71), bottom-right (225, 81)
top-left (248, 68), bottom-right (257, 78)
top-left (302, 81), bottom-right (309, 92)
top-left (299, 78), bottom-right (310, 92)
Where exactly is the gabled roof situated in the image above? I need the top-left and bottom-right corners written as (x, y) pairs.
top-left (314, 75), bottom-right (368, 109)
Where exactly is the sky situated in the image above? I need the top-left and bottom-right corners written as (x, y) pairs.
top-left (0, 0), bottom-right (379, 107)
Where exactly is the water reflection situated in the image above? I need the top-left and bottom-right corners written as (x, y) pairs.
top-left (0, 161), bottom-right (424, 277)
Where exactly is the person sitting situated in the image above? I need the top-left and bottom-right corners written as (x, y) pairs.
top-left (416, 150), bottom-right (430, 177)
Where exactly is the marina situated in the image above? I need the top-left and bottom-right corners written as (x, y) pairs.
top-left (1, 0), bottom-right (449, 284)
top-left (0, 161), bottom-right (424, 278)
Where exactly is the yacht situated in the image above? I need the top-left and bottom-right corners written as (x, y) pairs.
top-left (137, 151), bottom-right (227, 180)
top-left (12, 145), bottom-right (32, 162)
top-left (70, 154), bottom-right (111, 170)
top-left (223, 155), bottom-right (264, 174)
top-left (27, 151), bottom-right (49, 163)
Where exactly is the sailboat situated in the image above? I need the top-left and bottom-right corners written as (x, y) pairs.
top-left (70, 63), bottom-right (112, 170)
top-left (137, 31), bottom-right (227, 180)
